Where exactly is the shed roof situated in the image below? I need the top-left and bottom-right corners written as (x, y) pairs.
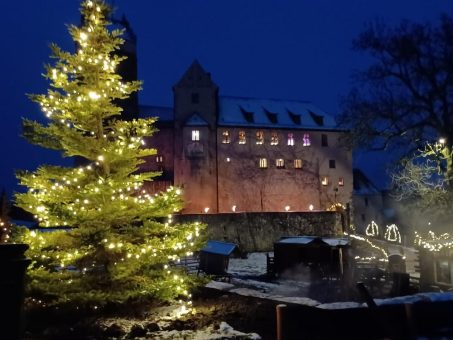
top-left (276, 236), bottom-right (350, 247)
top-left (201, 240), bottom-right (237, 256)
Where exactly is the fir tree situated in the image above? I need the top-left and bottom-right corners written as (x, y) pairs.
top-left (0, 189), bottom-right (11, 243)
top-left (15, 0), bottom-right (205, 308)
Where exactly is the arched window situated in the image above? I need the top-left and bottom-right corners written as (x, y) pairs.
top-left (303, 133), bottom-right (311, 146)
top-left (256, 131), bottom-right (264, 145)
top-left (222, 130), bottom-right (230, 144)
top-left (239, 130), bottom-right (246, 144)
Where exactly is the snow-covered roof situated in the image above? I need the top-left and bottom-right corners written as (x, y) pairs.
top-left (202, 240), bottom-right (237, 256)
top-left (139, 96), bottom-right (341, 131)
top-left (218, 96), bottom-right (338, 130)
top-left (185, 113), bottom-right (209, 126)
top-left (276, 236), bottom-right (350, 247)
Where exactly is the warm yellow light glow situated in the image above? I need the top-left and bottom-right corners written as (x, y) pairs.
top-left (88, 91), bottom-right (100, 100)
top-left (80, 32), bottom-right (88, 41)
top-left (366, 221), bottom-right (379, 237)
top-left (309, 204), bottom-right (314, 211)
top-left (231, 205), bottom-right (237, 212)
top-left (204, 207), bottom-right (210, 213)
top-left (285, 205), bottom-right (290, 212)
top-left (384, 224), bottom-right (401, 243)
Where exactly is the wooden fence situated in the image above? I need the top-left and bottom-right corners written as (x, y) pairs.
top-left (276, 300), bottom-right (453, 339)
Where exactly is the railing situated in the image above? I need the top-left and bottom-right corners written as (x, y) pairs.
top-left (170, 255), bottom-right (199, 275)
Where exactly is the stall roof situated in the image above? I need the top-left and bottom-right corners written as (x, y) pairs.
top-left (201, 240), bottom-right (237, 256)
top-left (276, 236), bottom-right (350, 247)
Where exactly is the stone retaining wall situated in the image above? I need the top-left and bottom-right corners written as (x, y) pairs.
top-left (175, 211), bottom-right (346, 252)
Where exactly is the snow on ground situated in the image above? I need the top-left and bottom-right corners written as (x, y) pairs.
top-left (96, 317), bottom-right (261, 339)
top-left (217, 252), bottom-right (453, 310)
top-left (148, 322), bottom-right (261, 340)
top-left (228, 252), bottom-right (268, 276)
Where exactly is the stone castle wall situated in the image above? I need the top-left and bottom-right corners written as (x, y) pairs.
top-left (174, 211), bottom-right (346, 252)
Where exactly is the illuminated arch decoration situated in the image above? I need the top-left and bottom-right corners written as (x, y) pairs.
top-left (384, 224), bottom-right (401, 243)
top-left (365, 221), bottom-right (379, 237)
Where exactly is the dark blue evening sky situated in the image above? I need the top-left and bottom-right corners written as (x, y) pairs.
top-left (1, 0), bottom-right (451, 197)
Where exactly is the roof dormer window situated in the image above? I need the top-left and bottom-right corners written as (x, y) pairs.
top-left (288, 110), bottom-right (301, 125)
top-left (265, 109), bottom-right (278, 124)
top-left (240, 106), bottom-right (254, 123)
top-left (309, 110), bottom-right (324, 126)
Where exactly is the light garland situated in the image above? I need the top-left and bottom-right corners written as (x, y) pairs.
top-left (346, 232), bottom-right (389, 261)
top-left (415, 230), bottom-right (453, 252)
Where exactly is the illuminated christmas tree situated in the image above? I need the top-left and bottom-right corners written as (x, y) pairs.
top-left (15, 0), bottom-right (204, 308)
top-left (0, 189), bottom-right (11, 243)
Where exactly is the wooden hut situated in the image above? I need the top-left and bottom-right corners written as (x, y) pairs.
top-left (198, 240), bottom-right (237, 277)
top-left (273, 236), bottom-right (350, 279)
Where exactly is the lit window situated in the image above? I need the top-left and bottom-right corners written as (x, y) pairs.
top-left (156, 155), bottom-right (163, 163)
top-left (338, 177), bottom-right (344, 186)
top-left (322, 134), bottom-right (328, 147)
top-left (191, 130), bottom-right (200, 141)
top-left (225, 157), bottom-right (231, 163)
top-left (329, 160), bottom-right (336, 168)
top-left (256, 131), bottom-right (264, 145)
top-left (259, 158), bottom-right (268, 168)
top-left (222, 130), bottom-right (230, 144)
top-left (303, 133), bottom-right (311, 146)
top-left (287, 133), bottom-right (294, 146)
top-left (321, 176), bottom-right (329, 186)
top-left (276, 159), bottom-right (285, 168)
top-left (294, 159), bottom-right (302, 169)
top-left (239, 130), bottom-right (246, 144)
top-left (270, 132), bottom-right (279, 145)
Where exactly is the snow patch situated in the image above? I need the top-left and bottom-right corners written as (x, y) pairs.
top-left (205, 281), bottom-right (235, 291)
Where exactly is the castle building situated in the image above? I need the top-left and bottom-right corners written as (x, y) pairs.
top-left (139, 61), bottom-right (353, 214)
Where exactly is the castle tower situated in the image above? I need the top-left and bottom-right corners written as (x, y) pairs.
top-left (172, 61), bottom-right (219, 213)
top-left (111, 14), bottom-right (139, 121)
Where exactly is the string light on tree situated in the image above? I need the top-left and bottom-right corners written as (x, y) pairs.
top-left (415, 230), bottom-right (453, 252)
top-left (14, 0), bottom-right (205, 311)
